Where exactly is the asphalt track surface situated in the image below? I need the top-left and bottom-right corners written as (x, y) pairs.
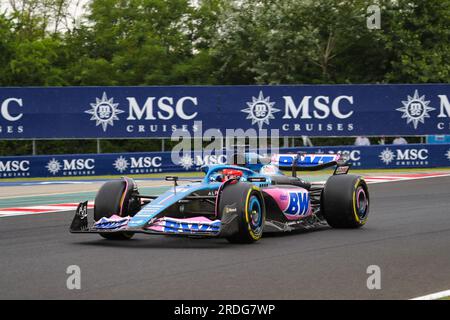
top-left (1, 177), bottom-right (450, 299)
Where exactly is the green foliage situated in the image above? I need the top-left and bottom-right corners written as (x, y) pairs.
top-left (0, 15), bottom-right (14, 86)
top-left (78, 0), bottom-right (206, 85)
top-left (0, 141), bottom-right (33, 156)
top-left (8, 37), bottom-right (68, 85)
top-left (377, 0), bottom-right (450, 83)
top-left (2, 0), bottom-right (449, 86)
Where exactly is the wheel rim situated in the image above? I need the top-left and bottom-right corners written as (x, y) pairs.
top-left (248, 195), bottom-right (263, 231)
top-left (356, 186), bottom-right (368, 219)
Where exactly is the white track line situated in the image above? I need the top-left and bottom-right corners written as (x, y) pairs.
top-left (364, 173), bottom-right (450, 184)
top-left (410, 289), bottom-right (450, 300)
top-left (0, 189), bottom-right (101, 200)
top-left (310, 173), bottom-right (450, 186)
top-left (0, 203), bottom-right (94, 217)
top-left (0, 211), bottom-right (63, 217)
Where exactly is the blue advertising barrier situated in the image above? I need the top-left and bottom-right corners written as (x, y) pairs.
top-left (1, 84), bottom-right (450, 139)
top-left (281, 144), bottom-right (450, 170)
top-left (1, 144), bottom-right (449, 179)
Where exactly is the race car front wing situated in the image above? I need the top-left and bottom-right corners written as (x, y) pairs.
top-left (69, 201), bottom-right (239, 238)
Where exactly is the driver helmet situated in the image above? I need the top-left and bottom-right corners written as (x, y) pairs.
top-left (222, 169), bottom-right (243, 181)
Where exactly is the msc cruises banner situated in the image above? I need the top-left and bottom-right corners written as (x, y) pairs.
top-left (1, 144), bottom-right (450, 179)
top-left (1, 84), bottom-right (450, 139)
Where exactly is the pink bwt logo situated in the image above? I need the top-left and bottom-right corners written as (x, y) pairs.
top-left (285, 192), bottom-right (310, 217)
top-left (265, 189), bottom-right (311, 220)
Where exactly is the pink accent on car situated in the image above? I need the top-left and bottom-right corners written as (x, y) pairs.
top-left (152, 216), bottom-right (218, 225)
top-left (145, 216), bottom-right (220, 230)
top-left (146, 225), bottom-right (165, 232)
top-left (264, 187), bottom-right (311, 221)
top-left (264, 188), bottom-right (291, 211)
top-left (107, 214), bottom-right (127, 221)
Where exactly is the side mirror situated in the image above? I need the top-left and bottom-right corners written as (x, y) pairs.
top-left (165, 176), bottom-right (179, 190)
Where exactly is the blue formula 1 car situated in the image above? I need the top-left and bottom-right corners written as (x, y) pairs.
top-left (70, 152), bottom-right (370, 244)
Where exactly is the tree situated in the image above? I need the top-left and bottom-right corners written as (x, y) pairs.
top-left (210, 0), bottom-right (389, 84)
top-left (0, 14), bottom-right (15, 85)
top-left (376, 0), bottom-right (450, 83)
top-left (7, 37), bottom-right (68, 85)
top-left (73, 0), bottom-right (211, 85)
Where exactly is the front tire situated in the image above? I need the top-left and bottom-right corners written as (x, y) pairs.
top-left (218, 182), bottom-right (265, 244)
top-left (94, 177), bottom-right (140, 240)
top-left (321, 175), bottom-right (369, 228)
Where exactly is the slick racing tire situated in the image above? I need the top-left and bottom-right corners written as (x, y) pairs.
top-left (321, 174), bottom-right (369, 228)
top-left (219, 182), bottom-right (265, 244)
top-left (94, 177), bottom-right (140, 240)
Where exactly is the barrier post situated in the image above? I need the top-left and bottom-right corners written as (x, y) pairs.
top-left (32, 140), bottom-right (36, 155)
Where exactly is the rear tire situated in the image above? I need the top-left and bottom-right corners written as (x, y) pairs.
top-left (218, 182), bottom-right (265, 244)
top-left (94, 177), bottom-right (140, 240)
top-left (321, 175), bottom-right (369, 228)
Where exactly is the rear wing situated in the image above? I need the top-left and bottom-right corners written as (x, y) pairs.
top-left (271, 153), bottom-right (350, 176)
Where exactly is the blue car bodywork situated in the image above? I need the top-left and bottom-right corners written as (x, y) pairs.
top-left (70, 152), bottom-right (352, 238)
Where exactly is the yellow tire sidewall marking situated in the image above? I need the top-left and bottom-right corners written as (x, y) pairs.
top-left (245, 186), bottom-right (262, 240)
